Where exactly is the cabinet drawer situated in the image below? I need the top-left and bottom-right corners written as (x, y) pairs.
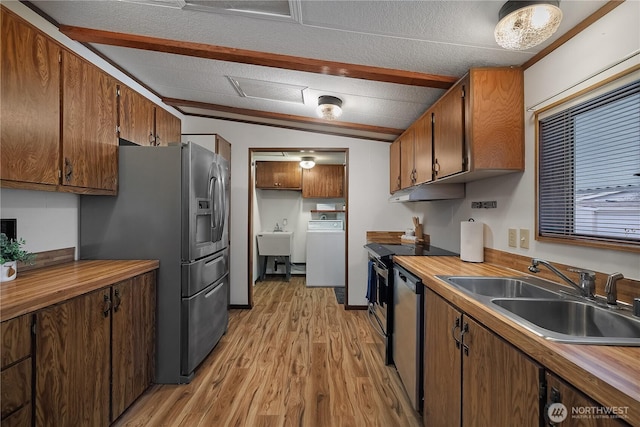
top-left (1, 358), bottom-right (32, 419)
top-left (1, 315), bottom-right (31, 368)
top-left (1, 403), bottom-right (31, 427)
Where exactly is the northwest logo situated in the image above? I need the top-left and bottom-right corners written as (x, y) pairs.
top-left (547, 403), bottom-right (568, 423)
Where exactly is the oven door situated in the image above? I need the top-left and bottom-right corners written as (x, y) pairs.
top-left (367, 256), bottom-right (393, 365)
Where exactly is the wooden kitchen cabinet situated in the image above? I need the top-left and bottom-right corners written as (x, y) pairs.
top-left (433, 80), bottom-right (465, 179)
top-left (35, 288), bottom-right (112, 427)
top-left (302, 164), bottom-right (344, 198)
top-left (118, 84), bottom-right (155, 146)
top-left (399, 127), bottom-right (416, 189)
top-left (0, 7), bottom-right (61, 186)
top-left (61, 50), bottom-right (119, 192)
top-left (424, 289), bottom-right (542, 426)
top-left (1, 314), bottom-right (33, 426)
top-left (35, 271), bottom-right (157, 426)
top-left (255, 161), bottom-right (302, 189)
top-left (389, 139), bottom-right (401, 193)
top-left (111, 272), bottom-right (156, 421)
top-left (154, 106), bottom-right (182, 146)
top-left (545, 372), bottom-right (629, 426)
top-left (413, 113), bottom-right (433, 185)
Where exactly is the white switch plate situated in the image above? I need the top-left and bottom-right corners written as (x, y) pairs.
top-left (520, 228), bottom-right (530, 249)
top-left (508, 228), bottom-right (517, 247)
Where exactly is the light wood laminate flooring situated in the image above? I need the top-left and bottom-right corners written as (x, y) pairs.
top-left (114, 277), bottom-right (422, 427)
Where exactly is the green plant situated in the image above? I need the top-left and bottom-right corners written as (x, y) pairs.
top-left (0, 233), bottom-right (35, 264)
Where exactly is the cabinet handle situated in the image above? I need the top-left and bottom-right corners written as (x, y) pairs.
top-left (433, 159), bottom-right (440, 176)
top-left (461, 322), bottom-right (469, 356)
top-left (64, 157), bottom-right (73, 183)
top-left (544, 387), bottom-right (564, 425)
top-left (451, 317), bottom-right (461, 349)
top-left (102, 294), bottom-right (112, 317)
top-left (156, 134), bottom-right (161, 146)
top-left (113, 289), bottom-right (122, 312)
top-left (149, 132), bottom-right (155, 146)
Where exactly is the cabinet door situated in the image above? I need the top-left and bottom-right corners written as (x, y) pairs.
top-left (62, 51), bottom-right (118, 191)
top-left (389, 139), bottom-right (401, 193)
top-left (112, 272), bottom-right (156, 421)
top-left (302, 164), bottom-right (344, 198)
top-left (215, 135), bottom-right (232, 163)
top-left (255, 161), bottom-right (302, 189)
top-left (434, 81), bottom-right (465, 179)
top-left (462, 316), bottom-right (542, 426)
top-left (545, 372), bottom-right (627, 426)
top-left (118, 85), bottom-right (154, 146)
top-left (399, 127), bottom-right (416, 189)
top-left (414, 113), bottom-right (433, 185)
top-left (423, 289), bottom-right (462, 426)
top-left (35, 288), bottom-right (111, 427)
top-left (1, 8), bottom-right (60, 185)
top-left (155, 106), bottom-right (182, 146)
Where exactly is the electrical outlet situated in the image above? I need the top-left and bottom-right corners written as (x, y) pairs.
top-left (508, 228), bottom-right (517, 247)
top-left (520, 228), bottom-right (530, 249)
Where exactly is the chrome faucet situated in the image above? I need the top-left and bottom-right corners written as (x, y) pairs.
top-left (274, 222), bottom-right (283, 232)
top-left (528, 258), bottom-right (595, 298)
top-left (604, 272), bottom-right (624, 305)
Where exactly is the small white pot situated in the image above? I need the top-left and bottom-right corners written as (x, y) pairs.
top-left (1, 261), bottom-right (17, 282)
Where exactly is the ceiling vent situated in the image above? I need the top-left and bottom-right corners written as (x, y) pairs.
top-left (184, 0), bottom-right (302, 23)
top-left (228, 76), bottom-right (307, 104)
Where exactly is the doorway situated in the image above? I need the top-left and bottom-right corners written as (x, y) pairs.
top-left (247, 148), bottom-right (349, 308)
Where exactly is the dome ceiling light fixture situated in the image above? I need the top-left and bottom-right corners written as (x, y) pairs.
top-left (316, 95), bottom-right (343, 121)
top-left (494, 0), bottom-right (563, 50)
top-left (299, 156), bottom-right (316, 169)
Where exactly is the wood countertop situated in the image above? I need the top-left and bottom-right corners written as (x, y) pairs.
top-left (0, 260), bottom-right (159, 322)
top-left (394, 256), bottom-right (640, 426)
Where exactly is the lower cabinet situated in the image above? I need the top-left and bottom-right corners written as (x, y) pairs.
top-left (35, 271), bottom-right (156, 426)
top-left (424, 289), bottom-right (543, 426)
top-left (1, 314), bottom-right (33, 426)
top-left (545, 372), bottom-right (629, 426)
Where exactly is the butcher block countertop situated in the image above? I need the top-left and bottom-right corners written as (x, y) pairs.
top-left (395, 256), bottom-right (640, 427)
top-left (0, 260), bottom-right (159, 322)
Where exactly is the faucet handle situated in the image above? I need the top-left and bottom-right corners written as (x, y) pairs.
top-left (567, 267), bottom-right (595, 278)
top-left (568, 268), bottom-right (596, 297)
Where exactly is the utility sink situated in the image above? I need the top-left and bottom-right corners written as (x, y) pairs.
top-left (439, 276), bottom-right (562, 299)
top-left (491, 299), bottom-right (640, 345)
top-left (256, 231), bottom-right (293, 256)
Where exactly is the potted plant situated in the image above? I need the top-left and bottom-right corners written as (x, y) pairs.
top-left (1, 233), bottom-right (35, 282)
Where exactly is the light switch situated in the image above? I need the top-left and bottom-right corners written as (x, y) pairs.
top-left (520, 228), bottom-right (530, 249)
top-left (508, 228), bottom-right (517, 248)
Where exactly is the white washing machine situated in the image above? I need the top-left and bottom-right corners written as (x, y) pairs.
top-left (306, 220), bottom-right (345, 287)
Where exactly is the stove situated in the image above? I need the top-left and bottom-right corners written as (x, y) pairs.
top-left (365, 243), bottom-right (458, 259)
top-left (364, 242), bottom-right (458, 366)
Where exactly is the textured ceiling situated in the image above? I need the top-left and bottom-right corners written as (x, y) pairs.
top-left (27, 0), bottom-right (611, 140)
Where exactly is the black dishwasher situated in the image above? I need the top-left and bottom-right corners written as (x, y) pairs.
top-left (393, 263), bottom-right (423, 413)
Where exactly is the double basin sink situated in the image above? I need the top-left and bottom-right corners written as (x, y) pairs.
top-left (436, 275), bottom-right (640, 346)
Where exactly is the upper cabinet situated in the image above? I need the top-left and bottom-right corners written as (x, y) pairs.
top-left (390, 67), bottom-right (524, 192)
top-left (154, 107), bottom-right (182, 147)
top-left (119, 86), bottom-right (181, 147)
top-left (1, 7), bottom-right (60, 186)
top-left (118, 85), bottom-right (155, 146)
top-left (255, 161), bottom-right (302, 190)
top-left (302, 164), bottom-right (344, 198)
top-left (61, 50), bottom-right (118, 192)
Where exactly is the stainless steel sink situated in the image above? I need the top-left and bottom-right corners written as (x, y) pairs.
top-left (491, 299), bottom-right (640, 345)
top-left (435, 275), bottom-right (640, 346)
top-left (437, 276), bottom-right (563, 299)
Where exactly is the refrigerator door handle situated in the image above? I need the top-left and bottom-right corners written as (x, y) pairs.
top-left (217, 163), bottom-right (226, 240)
top-left (208, 167), bottom-right (218, 233)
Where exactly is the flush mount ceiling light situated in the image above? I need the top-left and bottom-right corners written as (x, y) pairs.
top-left (300, 156), bottom-right (316, 169)
top-left (494, 0), bottom-right (563, 50)
top-left (316, 95), bottom-right (343, 121)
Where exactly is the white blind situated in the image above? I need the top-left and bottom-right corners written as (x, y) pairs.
top-left (538, 79), bottom-right (640, 244)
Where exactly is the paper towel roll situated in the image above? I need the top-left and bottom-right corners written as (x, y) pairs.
top-left (460, 221), bottom-right (484, 262)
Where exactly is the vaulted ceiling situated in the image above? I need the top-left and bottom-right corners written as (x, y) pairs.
top-left (26, 0), bottom-right (616, 141)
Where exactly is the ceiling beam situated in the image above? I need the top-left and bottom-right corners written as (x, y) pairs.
top-left (163, 97), bottom-right (404, 136)
top-left (59, 25), bottom-right (458, 89)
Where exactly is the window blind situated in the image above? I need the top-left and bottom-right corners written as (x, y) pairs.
top-left (538, 79), bottom-right (640, 244)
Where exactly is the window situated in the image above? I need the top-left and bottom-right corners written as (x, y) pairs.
top-left (537, 75), bottom-right (640, 250)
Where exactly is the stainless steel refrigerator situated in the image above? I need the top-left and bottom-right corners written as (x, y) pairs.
top-left (80, 142), bottom-right (230, 384)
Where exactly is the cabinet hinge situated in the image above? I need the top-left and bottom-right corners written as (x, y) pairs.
top-left (58, 52), bottom-right (62, 63)
top-left (58, 169), bottom-right (62, 179)
top-left (116, 125), bottom-right (120, 134)
top-left (461, 86), bottom-right (465, 98)
top-left (32, 321), bottom-right (37, 336)
top-left (539, 380), bottom-right (547, 400)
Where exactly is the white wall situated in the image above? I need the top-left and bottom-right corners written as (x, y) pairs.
top-left (183, 116), bottom-right (415, 305)
top-left (0, 189), bottom-right (79, 256)
top-left (410, 1), bottom-right (640, 281)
